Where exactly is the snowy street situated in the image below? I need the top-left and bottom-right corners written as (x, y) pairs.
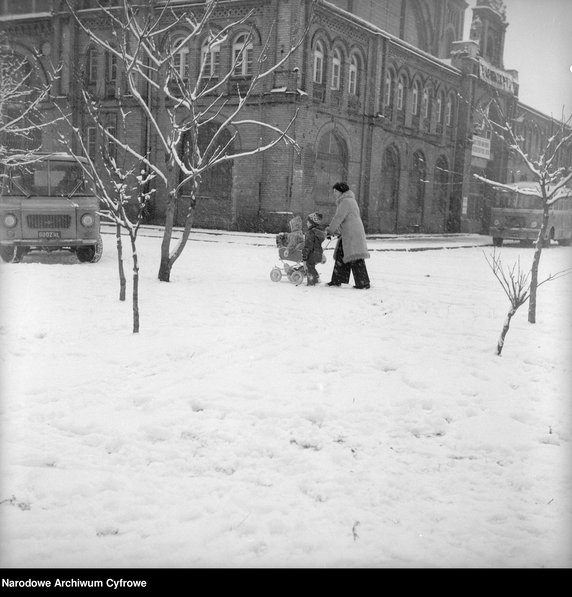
top-left (0, 228), bottom-right (570, 568)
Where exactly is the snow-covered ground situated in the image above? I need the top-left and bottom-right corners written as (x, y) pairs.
top-left (0, 228), bottom-right (570, 568)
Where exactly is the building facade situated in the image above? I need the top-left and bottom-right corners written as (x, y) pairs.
top-left (1, 0), bottom-right (570, 233)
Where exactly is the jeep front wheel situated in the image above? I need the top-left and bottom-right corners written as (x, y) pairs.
top-left (77, 235), bottom-right (103, 263)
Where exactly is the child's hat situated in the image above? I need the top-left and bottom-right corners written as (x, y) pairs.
top-left (307, 212), bottom-right (323, 224)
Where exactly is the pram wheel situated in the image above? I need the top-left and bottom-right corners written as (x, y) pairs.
top-left (289, 270), bottom-right (305, 286)
top-left (270, 267), bottom-right (282, 282)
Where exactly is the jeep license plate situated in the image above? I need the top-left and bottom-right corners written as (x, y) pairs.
top-left (38, 231), bottom-right (61, 239)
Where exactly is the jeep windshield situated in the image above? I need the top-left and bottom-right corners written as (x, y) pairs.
top-left (2, 160), bottom-right (89, 198)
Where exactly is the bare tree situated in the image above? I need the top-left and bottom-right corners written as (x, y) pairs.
top-left (64, 0), bottom-right (311, 282)
top-left (0, 33), bottom-right (61, 165)
top-left (57, 105), bottom-right (153, 334)
top-left (484, 250), bottom-right (571, 355)
top-left (474, 98), bottom-right (572, 323)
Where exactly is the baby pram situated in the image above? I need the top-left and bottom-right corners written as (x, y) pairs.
top-left (270, 216), bottom-right (306, 285)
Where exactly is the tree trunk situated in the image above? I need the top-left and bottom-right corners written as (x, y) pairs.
top-left (158, 180), bottom-right (198, 281)
top-left (130, 232), bottom-right (139, 334)
top-left (527, 203), bottom-right (550, 324)
top-left (168, 191), bottom-right (197, 265)
top-left (497, 306), bottom-right (517, 355)
top-left (158, 194), bottom-right (176, 282)
top-left (528, 246), bottom-right (539, 324)
top-left (116, 223), bottom-right (126, 301)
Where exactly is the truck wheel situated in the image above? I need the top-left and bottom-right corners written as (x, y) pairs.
top-left (492, 237), bottom-right (503, 247)
top-left (77, 235), bottom-right (103, 263)
top-left (0, 246), bottom-right (25, 263)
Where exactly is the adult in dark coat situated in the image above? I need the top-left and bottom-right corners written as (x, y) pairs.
top-left (325, 182), bottom-right (371, 289)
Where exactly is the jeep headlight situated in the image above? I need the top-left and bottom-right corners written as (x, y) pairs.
top-left (80, 213), bottom-right (95, 227)
top-left (530, 221), bottom-right (538, 228)
top-left (493, 219), bottom-right (500, 226)
top-left (3, 213), bottom-right (17, 228)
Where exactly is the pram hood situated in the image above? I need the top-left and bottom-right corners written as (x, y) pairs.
top-left (289, 215), bottom-right (303, 232)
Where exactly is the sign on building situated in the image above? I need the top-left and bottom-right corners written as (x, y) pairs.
top-left (472, 135), bottom-right (491, 159)
top-left (478, 59), bottom-right (517, 94)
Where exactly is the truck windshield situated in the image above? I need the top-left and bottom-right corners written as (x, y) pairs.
top-left (2, 160), bottom-right (88, 197)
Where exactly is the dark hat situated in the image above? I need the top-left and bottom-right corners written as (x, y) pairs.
top-left (307, 212), bottom-right (323, 225)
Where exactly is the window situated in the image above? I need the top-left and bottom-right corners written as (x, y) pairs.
top-left (233, 33), bottom-right (253, 76)
top-left (173, 39), bottom-right (190, 81)
top-left (105, 125), bottom-right (116, 161)
top-left (435, 156), bottom-right (449, 213)
top-left (384, 72), bottom-right (393, 107)
top-left (86, 126), bottom-right (96, 160)
top-left (531, 127), bottom-right (539, 156)
top-left (486, 35), bottom-right (496, 63)
top-left (105, 51), bottom-right (117, 84)
top-left (348, 55), bottom-right (358, 95)
top-left (412, 81), bottom-right (420, 116)
top-left (382, 146), bottom-right (400, 211)
top-left (86, 48), bottom-right (98, 83)
top-left (410, 150), bottom-right (426, 212)
top-left (525, 127), bottom-right (532, 153)
top-left (331, 48), bottom-right (341, 90)
top-left (436, 93), bottom-right (443, 124)
top-left (201, 39), bottom-right (221, 78)
top-left (445, 95), bottom-right (453, 126)
top-left (313, 41), bottom-right (324, 84)
top-left (397, 77), bottom-right (405, 111)
top-left (445, 29), bottom-right (455, 57)
top-left (422, 88), bottom-right (429, 119)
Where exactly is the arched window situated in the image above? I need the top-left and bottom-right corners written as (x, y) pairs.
top-left (201, 38), bottom-right (221, 78)
top-left (382, 146), bottom-right (400, 212)
top-left (412, 80), bottom-right (420, 116)
top-left (233, 33), bottom-right (253, 76)
top-left (445, 94), bottom-right (454, 126)
top-left (173, 38), bottom-right (190, 81)
top-left (422, 87), bottom-right (430, 119)
top-left (436, 92), bottom-right (444, 124)
top-left (179, 122), bottom-right (235, 228)
top-left (313, 41), bottom-right (324, 84)
top-left (331, 48), bottom-right (341, 90)
top-left (348, 55), bottom-right (358, 95)
top-left (524, 126), bottom-right (532, 153)
top-left (397, 76), bottom-right (405, 111)
top-left (86, 47), bottom-right (98, 83)
top-left (384, 71), bottom-right (394, 107)
top-left (409, 150), bottom-right (426, 212)
top-left (435, 156), bottom-right (449, 215)
top-left (486, 35), bottom-right (496, 63)
top-left (444, 29), bottom-right (455, 57)
top-left (314, 130), bottom-right (348, 207)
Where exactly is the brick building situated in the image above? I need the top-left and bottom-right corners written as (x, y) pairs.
top-left (1, 0), bottom-right (570, 233)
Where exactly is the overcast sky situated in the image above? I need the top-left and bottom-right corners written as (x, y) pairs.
top-left (464, 0), bottom-right (572, 122)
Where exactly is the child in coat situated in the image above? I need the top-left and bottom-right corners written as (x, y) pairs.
top-left (302, 212), bottom-right (326, 286)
